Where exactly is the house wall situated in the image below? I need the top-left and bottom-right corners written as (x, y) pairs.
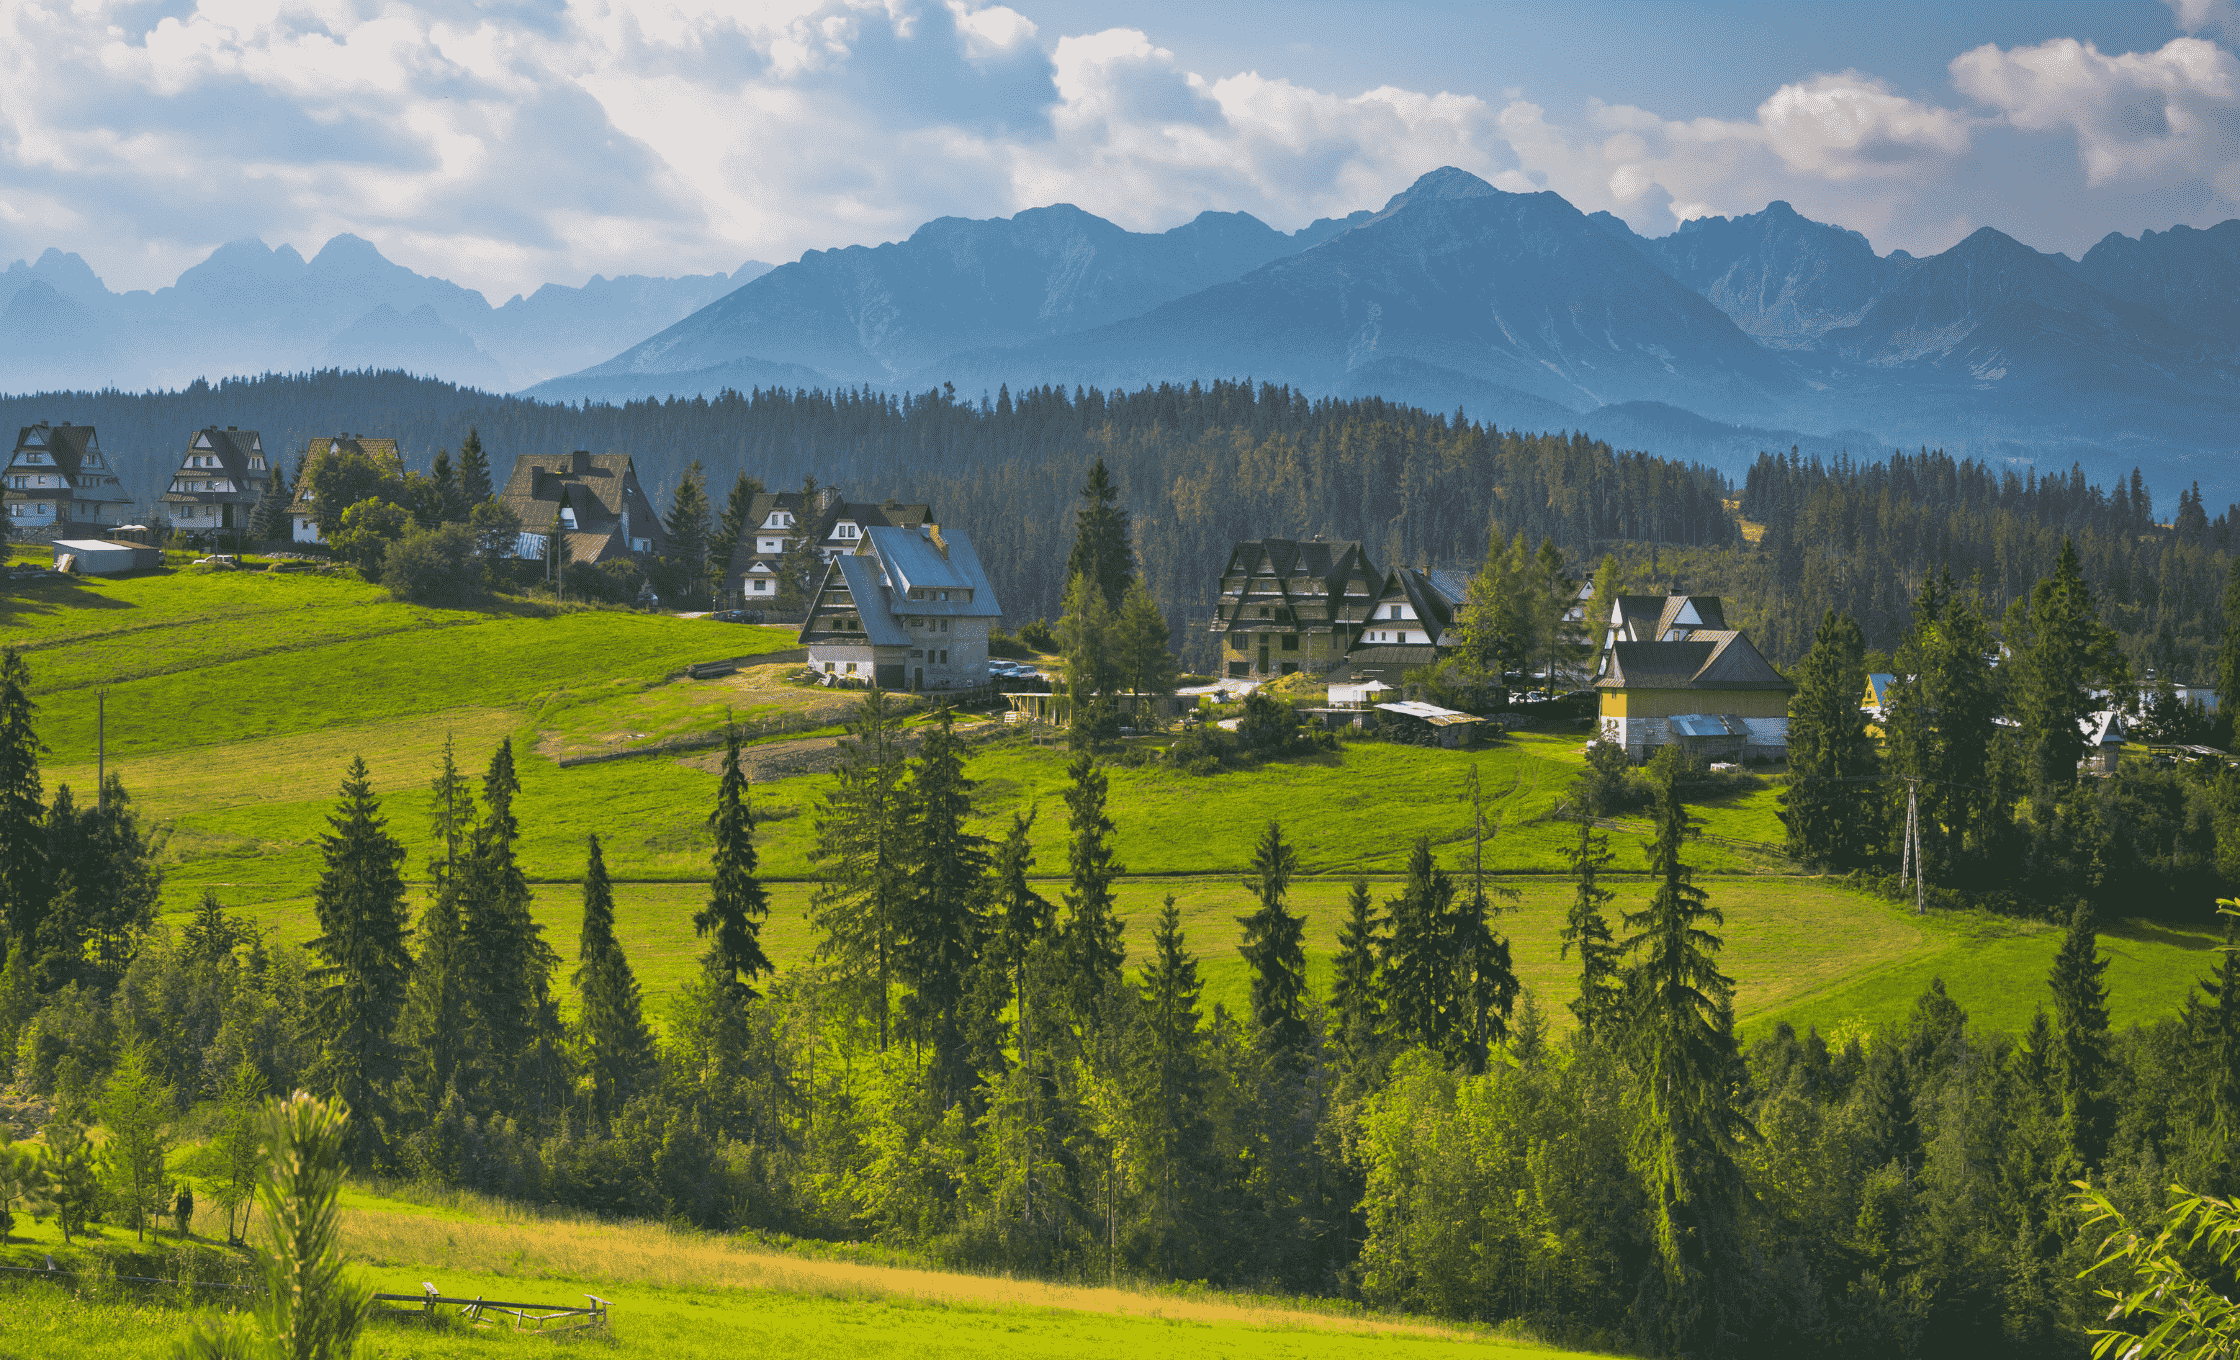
top-left (898, 616), bottom-right (990, 691)
top-left (294, 516), bottom-right (324, 544)
top-left (1600, 713), bottom-right (1790, 760)
top-left (806, 641), bottom-right (909, 688)
top-left (1599, 688), bottom-right (1791, 719)
top-left (1221, 627), bottom-right (1347, 678)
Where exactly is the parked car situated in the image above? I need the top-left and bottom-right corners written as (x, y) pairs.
top-left (711, 609), bottom-right (763, 624)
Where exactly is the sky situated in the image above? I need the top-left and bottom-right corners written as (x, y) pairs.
top-left (2, 0), bottom-right (2235, 302)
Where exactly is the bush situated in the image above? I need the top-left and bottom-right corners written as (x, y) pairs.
top-left (1164, 725), bottom-right (1238, 774)
top-left (382, 522), bottom-right (484, 606)
top-left (330, 498), bottom-right (411, 575)
top-left (1408, 658), bottom-right (1505, 713)
top-left (1017, 619), bottom-right (1057, 652)
top-left (560, 558), bottom-right (645, 605)
top-left (988, 628), bottom-right (1035, 660)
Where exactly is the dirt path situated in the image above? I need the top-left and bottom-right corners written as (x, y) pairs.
top-left (676, 716), bottom-right (1017, 782)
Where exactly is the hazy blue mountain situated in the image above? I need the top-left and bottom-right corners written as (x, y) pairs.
top-left (533, 202), bottom-right (1337, 398)
top-left (2067, 219), bottom-right (2240, 343)
top-left (924, 168), bottom-right (1797, 420)
top-left (319, 304), bottom-right (510, 392)
top-left (1612, 201), bottom-right (1907, 349)
top-left (0, 237), bottom-right (770, 393)
top-left (0, 281), bottom-right (117, 392)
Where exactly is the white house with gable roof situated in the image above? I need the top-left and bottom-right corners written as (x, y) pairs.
top-left (799, 524), bottom-right (1002, 690)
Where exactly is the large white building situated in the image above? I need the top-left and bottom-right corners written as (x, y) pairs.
top-left (799, 524), bottom-right (1001, 691)
top-left (4, 423), bottom-right (132, 533)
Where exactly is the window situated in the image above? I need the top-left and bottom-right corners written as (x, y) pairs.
top-left (1388, 605), bottom-right (1401, 618)
top-left (846, 662), bottom-right (858, 674)
top-left (1259, 606), bottom-right (1271, 619)
top-left (250, 456), bottom-right (265, 470)
top-left (752, 579), bottom-right (771, 592)
top-left (1282, 634), bottom-right (1299, 651)
top-left (825, 662), bottom-right (835, 673)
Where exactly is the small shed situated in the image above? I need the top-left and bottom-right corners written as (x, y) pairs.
top-left (1374, 700), bottom-right (1486, 749)
top-left (52, 539), bottom-right (161, 576)
top-left (1668, 713), bottom-right (1748, 762)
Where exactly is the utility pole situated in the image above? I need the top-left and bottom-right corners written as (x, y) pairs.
top-left (1900, 778), bottom-right (1923, 915)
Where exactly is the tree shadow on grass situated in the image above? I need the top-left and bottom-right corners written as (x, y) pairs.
top-left (0, 574), bottom-right (141, 631)
top-left (2106, 917), bottom-right (2225, 954)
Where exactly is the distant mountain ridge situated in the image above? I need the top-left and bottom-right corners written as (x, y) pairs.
top-left (559, 202), bottom-right (1367, 387)
top-left (0, 238), bottom-right (772, 393)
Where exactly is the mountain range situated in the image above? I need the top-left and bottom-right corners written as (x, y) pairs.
top-left (7, 170), bottom-right (2238, 500)
top-left (521, 170), bottom-right (2240, 497)
top-left (0, 238), bottom-right (771, 393)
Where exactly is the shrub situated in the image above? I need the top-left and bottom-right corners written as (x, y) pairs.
top-left (988, 627), bottom-right (1034, 660)
top-left (330, 499), bottom-right (411, 575)
top-left (560, 558), bottom-right (644, 605)
top-left (1017, 618), bottom-right (1057, 652)
top-left (381, 522), bottom-right (484, 606)
top-left (1408, 658), bottom-right (1504, 713)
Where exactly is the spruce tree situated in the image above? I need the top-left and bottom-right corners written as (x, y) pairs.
top-left (399, 738), bottom-right (472, 1112)
top-left (1065, 459), bottom-right (1134, 611)
top-left (1622, 763), bottom-right (1748, 1349)
top-left (0, 648), bottom-right (43, 966)
top-left (1059, 571), bottom-right (1120, 746)
top-left (2193, 903), bottom-right (2240, 1179)
top-left (698, 724), bottom-right (775, 994)
top-left (1059, 753), bottom-right (1126, 1022)
top-left (100, 1039), bottom-right (171, 1242)
top-left (1886, 576), bottom-right (1998, 878)
top-left (664, 459), bottom-right (714, 607)
top-left (713, 471), bottom-right (764, 590)
top-left (576, 833), bottom-right (654, 1119)
top-left (249, 459), bottom-right (295, 541)
top-left (457, 427), bottom-right (493, 503)
top-left (1559, 819), bottom-right (1621, 1040)
top-left (2015, 541), bottom-right (2131, 796)
top-left (2050, 900), bottom-right (2112, 1169)
top-left (1113, 578), bottom-right (1179, 726)
top-left (458, 739), bottom-right (560, 1116)
top-left (810, 689), bottom-right (911, 1049)
top-left (306, 756), bottom-right (413, 1155)
top-left (775, 475), bottom-right (829, 611)
top-left (1237, 821), bottom-right (1309, 1056)
top-left (1329, 879), bottom-right (1382, 1048)
top-left (1781, 609), bottom-right (1877, 867)
top-left (899, 709), bottom-right (990, 1102)
top-left (1451, 768), bottom-right (1519, 1072)
top-left (988, 811), bottom-right (1052, 1073)
top-left (1380, 838), bottom-right (1456, 1056)
top-left (1137, 895), bottom-right (1207, 1273)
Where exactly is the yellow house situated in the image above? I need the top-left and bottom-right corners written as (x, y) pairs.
top-left (1595, 629), bottom-right (1794, 762)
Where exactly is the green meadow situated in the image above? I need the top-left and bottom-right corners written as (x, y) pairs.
top-left (5, 561), bottom-right (2226, 1049)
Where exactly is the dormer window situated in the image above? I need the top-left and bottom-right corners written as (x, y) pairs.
top-left (560, 507), bottom-right (578, 529)
top-left (250, 457), bottom-right (265, 470)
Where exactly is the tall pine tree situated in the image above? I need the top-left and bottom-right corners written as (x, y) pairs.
top-left (1780, 609), bottom-right (1877, 867)
top-left (697, 723), bottom-right (774, 994)
top-left (457, 427), bottom-right (493, 503)
top-left (899, 708), bottom-right (990, 1104)
top-left (1065, 459), bottom-right (1134, 611)
top-left (1329, 879), bottom-right (1382, 1053)
top-left (1380, 838), bottom-right (1457, 1058)
top-left (1237, 821), bottom-right (1309, 1056)
top-left (1059, 753), bottom-right (1126, 1024)
top-left (306, 756), bottom-right (413, 1159)
top-left (0, 648), bottom-right (42, 967)
top-left (2050, 900), bottom-right (2112, 1170)
top-left (663, 459), bottom-right (714, 608)
top-left (1887, 576), bottom-right (1999, 878)
top-left (1137, 895), bottom-right (1207, 1276)
top-left (811, 689), bottom-right (911, 1048)
top-left (712, 472), bottom-right (765, 594)
top-left (1559, 819), bottom-right (1621, 1041)
top-left (1623, 763), bottom-right (1748, 1353)
top-left (458, 739), bottom-right (560, 1117)
top-left (576, 833), bottom-right (654, 1120)
top-left (2014, 541), bottom-right (2131, 797)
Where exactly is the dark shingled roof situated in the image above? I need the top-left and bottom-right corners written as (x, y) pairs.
top-left (1596, 630), bottom-right (1791, 691)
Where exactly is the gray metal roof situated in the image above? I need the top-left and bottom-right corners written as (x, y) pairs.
top-left (866, 526), bottom-right (1003, 618)
top-left (831, 554), bottom-right (916, 645)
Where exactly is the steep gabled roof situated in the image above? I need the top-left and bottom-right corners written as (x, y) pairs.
top-left (1596, 630), bottom-right (1791, 691)
top-left (866, 525), bottom-right (1002, 618)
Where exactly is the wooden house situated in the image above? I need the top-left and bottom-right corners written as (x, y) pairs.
top-left (1343, 567), bottom-right (1469, 682)
top-left (1210, 538), bottom-right (1380, 679)
top-left (287, 434), bottom-right (404, 544)
top-left (2081, 709), bottom-right (2128, 774)
top-left (800, 524), bottom-right (1000, 691)
top-left (725, 490), bottom-right (933, 604)
top-left (160, 426), bottom-right (271, 534)
top-left (1594, 627), bottom-right (1794, 761)
top-left (497, 450), bottom-right (664, 564)
top-left (4, 423), bottom-right (131, 534)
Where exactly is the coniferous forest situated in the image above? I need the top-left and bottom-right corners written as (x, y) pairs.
top-left (9, 370), bottom-right (2232, 677)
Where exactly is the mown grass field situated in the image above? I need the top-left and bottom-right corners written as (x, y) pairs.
top-left (0, 1182), bottom-right (1584, 1360)
top-left (5, 562), bottom-right (2227, 1048)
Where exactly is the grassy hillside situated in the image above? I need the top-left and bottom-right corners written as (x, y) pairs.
top-left (0, 1183), bottom-right (1586, 1360)
top-left (7, 561), bottom-right (2226, 1047)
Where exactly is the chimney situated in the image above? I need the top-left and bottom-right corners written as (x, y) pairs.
top-left (571, 450), bottom-right (591, 474)
top-left (928, 522), bottom-right (950, 560)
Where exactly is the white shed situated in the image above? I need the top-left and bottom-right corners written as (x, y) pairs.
top-left (52, 539), bottom-right (160, 576)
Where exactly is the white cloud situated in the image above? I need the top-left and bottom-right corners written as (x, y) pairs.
top-left (2168, 0), bottom-right (2240, 42)
top-left (1951, 35), bottom-right (2240, 201)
